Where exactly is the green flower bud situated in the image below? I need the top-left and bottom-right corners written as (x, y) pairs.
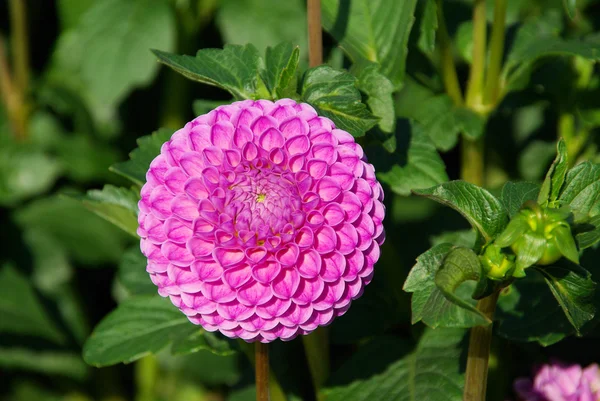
top-left (494, 203), bottom-right (579, 274)
top-left (479, 243), bottom-right (516, 280)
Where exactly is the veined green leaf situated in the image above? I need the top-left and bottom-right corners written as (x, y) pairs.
top-left (321, 0), bottom-right (419, 88)
top-left (558, 161), bottom-right (600, 222)
top-left (118, 247), bottom-right (156, 297)
top-left (378, 123), bottom-right (448, 196)
top-left (76, 185), bottom-right (140, 237)
top-left (323, 328), bottom-right (465, 401)
top-left (414, 181), bottom-right (508, 242)
top-left (262, 42), bottom-right (300, 100)
top-left (538, 139), bottom-right (568, 205)
top-left (301, 66), bottom-right (379, 137)
top-left (418, 0), bottom-right (437, 55)
top-left (404, 244), bottom-right (490, 328)
top-left (500, 181), bottom-right (540, 217)
top-left (153, 45), bottom-right (267, 100)
top-left (535, 264), bottom-right (595, 334)
top-left (354, 62), bottom-right (396, 134)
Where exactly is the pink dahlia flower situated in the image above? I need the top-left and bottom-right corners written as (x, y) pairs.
top-left (514, 362), bottom-right (600, 401)
top-left (137, 98), bottom-right (385, 342)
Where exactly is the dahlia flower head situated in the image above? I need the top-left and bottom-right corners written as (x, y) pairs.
top-left (514, 362), bottom-right (600, 401)
top-left (137, 98), bottom-right (385, 342)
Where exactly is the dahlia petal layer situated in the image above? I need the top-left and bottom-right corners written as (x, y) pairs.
top-left (139, 98), bottom-right (386, 343)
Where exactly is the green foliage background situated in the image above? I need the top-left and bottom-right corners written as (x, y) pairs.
top-left (3, 0), bottom-right (600, 400)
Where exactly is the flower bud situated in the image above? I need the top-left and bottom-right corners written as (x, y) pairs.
top-left (479, 243), bottom-right (515, 280)
top-left (494, 203), bottom-right (579, 275)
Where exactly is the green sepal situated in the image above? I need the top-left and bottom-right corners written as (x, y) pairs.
top-left (538, 139), bottom-right (568, 206)
top-left (552, 223), bottom-right (580, 264)
top-left (514, 232), bottom-right (546, 274)
top-left (495, 216), bottom-right (530, 248)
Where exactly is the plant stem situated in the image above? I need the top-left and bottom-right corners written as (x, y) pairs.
top-left (9, 0), bottom-right (29, 95)
top-left (0, 36), bottom-right (27, 140)
top-left (463, 291), bottom-right (500, 401)
top-left (436, 0), bottom-right (463, 105)
top-left (302, 327), bottom-right (329, 401)
top-left (462, 0), bottom-right (487, 186)
top-left (135, 355), bottom-right (158, 401)
top-left (465, 0), bottom-right (486, 111)
top-left (255, 342), bottom-right (270, 401)
top-left (238, 341), bottom-right (287, 401)
top-left (307, 0), bottom-right (323, 67)
top-left (483, 0), bottom-right (507, 106)
top-left (460, 138), bottom-right (485, 186)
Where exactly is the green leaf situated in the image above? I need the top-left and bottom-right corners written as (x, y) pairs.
top-left (83, 296), bottom-right (189, 366)
top-left (535, 264), bottom-right (595, 334)
top-left (552, 225), bottom-right (580, 264)
top-left (301, 65), bottom-right (379, 137)
top-left (395, 80), bottom-right (486, 151)
top-left (502, 10), bottom-right (600, 93)
top-left (377, 123), bottom-right (448, 196)
top-left (0, 347), bottom-right (88, 380)
top-left (0, 264), bottom-right (65, 344)
top-left (118, 247), bottom-right (156, 297)
top-left (404, 244), bottom-right (491, 328)
top-left (153, 45), bottom-right (267, 100)
top-left (321, 0), bottom-right (419, 88)
top-left (16, 196), bottom-right (129, 265)
top-left (538, 139), bottom-right (568, 205)
top-left (323, 328), bottom-right (465, 401)
top-left (0, 142), bottom-right (61, 206)
top-left (50, 0), bottom-right (176, 111)
top-left (354, 62), bottom-right (396, 134)
top-left (418, 0), bottom-right (438, 55)
top-left (515, 232), bottom-right (547, 273)
top-left (500, 181), bottom-right (540, 217)
top-left (76, 185), bottom-right (139, 237)
top-left (57, 0), bottom-right (95, 30)
top-left (84, 296), bottom-right (232, 366)
top-left (563, 0), bottom-right (577, 19)
top-left (496, 271), bottom-right (575, 346)
top-left (430, 230), bottom-right (477, 249)
top-left (575, 215), bottom-right (600, 250)
top-left (558, 161), bottom-right (600, 222)
top-left (217, 0), bottom-right (307, 61)
top-left (110, 128), bottom-right (174, 185)
top-left (262, 42), bottom-right (300, 100)
top-left (435, 247), bottom-right (488, 322)
top-left (519, 140), bottom-right (557, 181)
top-left (413, 181), bottom-right (509, 242)
top-left (171, 328), bottom-right (235, 356)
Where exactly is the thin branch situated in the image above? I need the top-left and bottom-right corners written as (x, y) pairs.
top-left (483, 0), bottom-right (507, 106)
top-left (9, 0), bottom-right (29, 95)
top-left (0, 36), bottom-right (27, 140)
top-left (307, 0), bottom-right (323, 67)
top-left (436, 0), bottom-right (463, 105)
top-left (465, 0), bottom-right (486, 111)
top-left (255, 342), bottom-right (270, 401)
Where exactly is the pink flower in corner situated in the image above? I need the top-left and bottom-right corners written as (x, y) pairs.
top-left (137, 98), bottom-right (385, 343)
top-left (514, 362), bottom-right (600, 401)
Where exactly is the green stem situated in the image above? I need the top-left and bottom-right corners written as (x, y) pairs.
top-left (135, 355), bottom-right (158, 401)
top-left (302, 327), bottom-right (329, 401)
top-left (9, 0), bottom-right (29, 95)
top-left (436, 0), bottom-right (463, 105)
top-left (0, 35), bottom-right (27, 140)
top-left (483, 0), bottom-right (507, 106)
top-left (461, 137), bottom-right (485, 186)
top-left (465, 0), bottom-right (486, 112)
top-left (238, 340), bottom-right (287, 401)
top-left (463, 291), bottom-right (500, 401)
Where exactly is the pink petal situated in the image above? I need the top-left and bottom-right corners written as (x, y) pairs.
top-left (276, 244), bottom-right (300, 267)
top-left (237, 281), bottom-right (272, 306)
top-left (171, 195), bottom-right (199, 221)
top-left (336, 223), bottom-right (359, 254)
top-left (149, 186), bottom-right (173, 219)
top-left (293, 277), bottom-right (325, 304)
top-left (213, 247), bottom-right (245, 267)
top-left (320, 251), bottom-right (346, 282)
top-left (216, 302), bottom-right (254, 321)
top-left (316, 177), bottom-right (342, 202)
top-left (233, 125), bottom-right (254, 148)
top-left (164, 167), bottom-right (187, 194)
top-left (186, 237), bottom-right (214, 258)
top-left (295, 227), bottom-right (314, 248)
top-left (252, 260), bottom-right (281, 284)
top-left (272, 268), bottom-right (300, 299)
top-left (222, 263), bottom-right (252, 288)
top-left (251, 115), bottom-right (278, 135)
top-left (180, 152), bottom-right (205, 177)
top-left (255, 297), bottom-right (291, 319)
top-left (202, 280), bottom-right (237, 303)
top-left (164, 217), bottom-right (193, 243)
top-left (280, 117), bottom-right (309, 138)
top-left (259, 128), bottom-right (285, 151)
top-left (162, 241), bottom-right (194, 266)
top-left (314, 225), bottom-right (337, 254)
top-left (297, 249), bottom-right (322, 278)
top-left (210, 121), bottom-right (234, 148)
top-left (307, 159), bottom-right (328, 180)
top-left (312, 143), bottom-right (337, 165)
top-left (181, 291), bottom-right (216, 314)
top-left (285, 134), bottom-right (310, 156)
top-left (280, 303), bottom-right (313, 327)
top-left (191, 259), bottom-right (223, 282)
